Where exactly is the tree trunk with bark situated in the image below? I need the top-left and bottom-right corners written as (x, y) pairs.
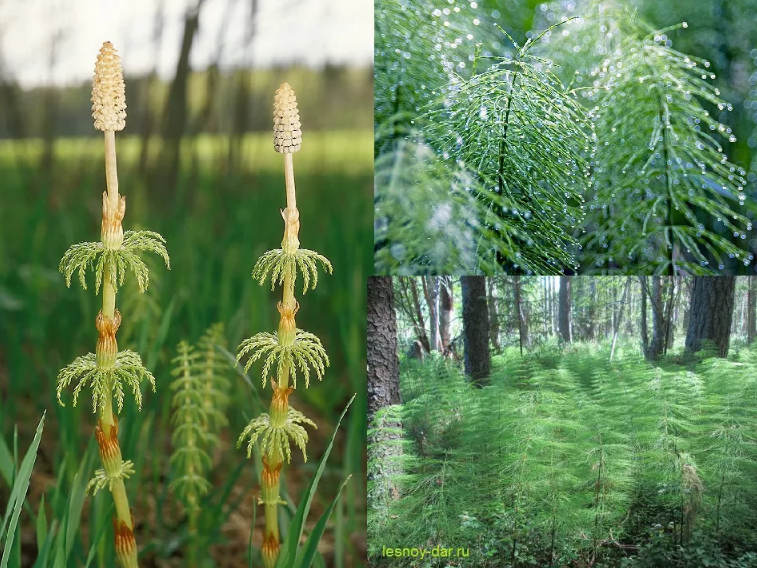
top-left (748, 278), bottom-right (757, 345)
top-left (640, 277), bottom-right (650, 356)
top-left (685, 277), bottom-right (736, 358)
top-left (513, 277), bottom-right (528, 354)
top-left (645, 277), bottom-right (673, 361)
top-left (558, 276), bottom-right (572, 344)
top-left (366, 276), bottom-right (403, 508)
top-left (461, 276), bottom-right (491, 386)
top-left (439, 276), bottom-right (453, 352)
top-left (367, 277), bottom-right (401, 422)
top-left (423, 276), bottom-right (440, 352)
top-left (488, 278), bottom-right (501, 353)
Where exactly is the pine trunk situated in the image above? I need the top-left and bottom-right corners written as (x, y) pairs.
top-left (488, 278), bottom-right (501, 353)
top-left (558, 276), bottom-right (572, 343)
top-left (685, 277), bottom-right (736, 358)
top-left (513, 276), bottom-right (528, 354)
top-left (367, 276), bottom-right (401, 423)
top-left (461, 276), bottom-right (491, 386)
top-left (640, 277), bottom-right (650, 356)
top-left (748, 277), bottom-right (757, 345)
top-left (439, 276), bottom-right (453, 351)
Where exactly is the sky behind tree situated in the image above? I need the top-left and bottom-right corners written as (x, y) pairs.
top-left (0, 0), bottom-right (372, 88)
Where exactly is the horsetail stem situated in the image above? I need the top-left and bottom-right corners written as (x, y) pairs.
top-left (57, 41), bottom-right (169, 568)
top-left (237, 82), bottom-right (331, 568)
top-left (91, 41), bottom-right (137, 567)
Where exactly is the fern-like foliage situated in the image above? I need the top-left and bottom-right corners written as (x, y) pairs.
top-left (168, 327), bottom-right (232, 510)
top-left (197, 323), bottom-right (231, 437)
top-left (56, 350), bottom-right (156, 413)
top-left (237, 407), bottom-right (316, 463)
top-left (579, 13), bottom-right (754, 273)
top-left (59, 230), bottom-right (170, 293)
top-left (169, 341), bottom-right (212, 509)
top-left (236, 329), bottom-right (329, 389)
top-left (370, 342), bottom-right (757, 566)
top-left (252, 248), bottom-right (332, 294)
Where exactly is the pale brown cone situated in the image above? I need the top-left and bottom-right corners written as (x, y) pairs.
top-left (92, 42), bottom-right (127, 131)
top-left (273, 83), bottom-right (302, 153)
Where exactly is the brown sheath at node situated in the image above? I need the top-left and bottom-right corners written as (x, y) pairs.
top-left (277, 301), bottom-right (299, 332)
top-left (270, 381), bottom-right (294, 414)
top-left (280, 207), bottom-right (300, 251)
top-left (96, 416), bottom-right (121, 460)
top-left (112, 517), bottom-right (136, 556)
top-left (261, 456), bottom-right (283, 487)
top-left (261, 531), bottom-right (280, 560)
top-left (101, 192), bottom-right (126, 247)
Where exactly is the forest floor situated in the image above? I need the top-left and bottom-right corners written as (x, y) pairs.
top-left (369, 340), bottom-right (757, 568)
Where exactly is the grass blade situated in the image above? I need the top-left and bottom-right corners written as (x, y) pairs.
top-left (274, 394), bottom-right (355, 568)
top-left (293, 476), bottom-right (352, 568)
top-left (1, 411), bottom-right (46, 568)
top-left (35, 495), bottom-right (46, 552)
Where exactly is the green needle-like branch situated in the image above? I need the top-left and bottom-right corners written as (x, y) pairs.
top-left (252, 248), bottom-right (332, 295)
top-left (59, 230), bottom-right (170, 293)
top-left (87, 460), bottom-right (136, 495)
top-left (236, 329), bottom-right (329, 388)
top-left (237, 407), bottom-right (316, 462)
top-left (56, 350), bottom-right (156, 413)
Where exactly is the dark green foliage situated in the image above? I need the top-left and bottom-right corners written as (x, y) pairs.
top-left (424, 28), bottom-right (592, 273)
top-left (375, 0), bottom-right (757, 274)
top-left (368, 345), bottom-right (757, 567)
top-left (577, 11), bottom-right (753, 274)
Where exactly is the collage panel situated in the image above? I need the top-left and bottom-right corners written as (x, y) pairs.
top-left (0, 1), bottom-right (371, 567)
top-left (374, 0), bottom-right (757, 275)
top-left (367, 275), bottom-right (757, 567)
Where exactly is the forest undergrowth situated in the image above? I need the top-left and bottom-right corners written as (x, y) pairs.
top-left (368, 342), bottom-right (757, 568)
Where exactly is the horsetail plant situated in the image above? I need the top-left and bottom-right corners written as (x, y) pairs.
top-left (236, 83), bottom-right (333, 568)
top-left (169, 324), bottom-right (230, 567)
top-left (56, 41), bottom-right (169, 568)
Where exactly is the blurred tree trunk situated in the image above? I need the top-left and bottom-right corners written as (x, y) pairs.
top-left (423, 276), bottom-right (440, 352)
top-left (587, 279), bottom-right (596, 341)
top-left (610, 279), bottom-right (631, 362)
top-left (748, 278), bottom-right (757, 344)
top-left (542, 278), bottom-right (549, 337)
top-left (513, 276), bottom-right (528, 355)
top-left (640, 277), bottom-right (650, 356)
top-left (461, 276), bottom-right (491, 386)
top-left (138, 1), bottom-right (164, 176)
top-left (558, 276), bottom-right (572, 344)
top-left (160, 0), bottom-right (206, 195)
top-left (685, 277), bottom-right (736, 358)
top-left (367, 277), bottom-right (400, 422)
top-left (488, 278), bottom-right (501, 353)
top-left (439, 276), bottom-right (453, 352)
top-left (195, 0), bottom-right (236, 136)
top-left (644, 276), bottom-right (672, 361)
top-left (40, 29), bottom-right (63, 182)
top-left (228, 0), bottom-right (259, 171)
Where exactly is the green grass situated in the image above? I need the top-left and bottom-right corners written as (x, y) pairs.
top-left (0, 130), bottom-right (371, 567)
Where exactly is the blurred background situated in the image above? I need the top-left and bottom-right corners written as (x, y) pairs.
top-left (0, 0), bottom-right (372, 566)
